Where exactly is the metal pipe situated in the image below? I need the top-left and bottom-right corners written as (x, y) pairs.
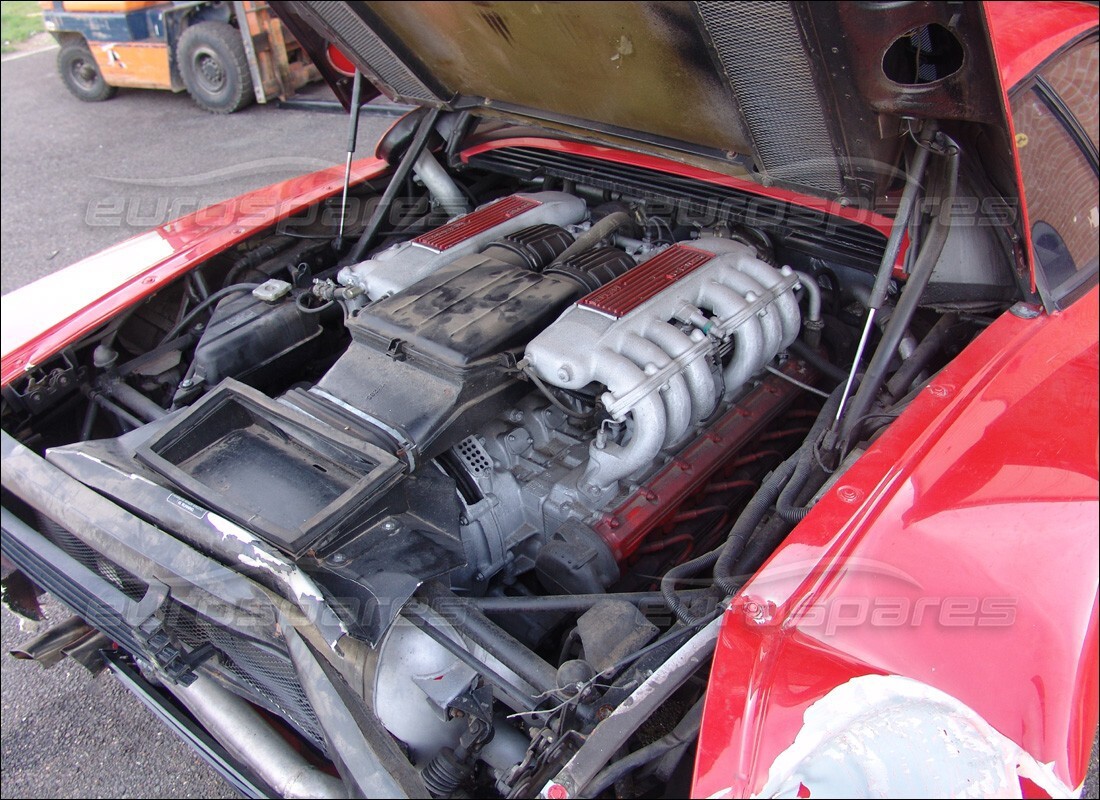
top-left (885, 312), bottom-right (959, 399)
top-left (10, 616), bottom-right (94, 667)
top-left (417, 582), bottom-right (558, 694)
top-left (99, 377), bottom-right (166, 422)
top-left (87, 390), bottom-right (144, 430)
top-left (413, 150), bottom-right (469, 219)
top-left (794, 271), bottom-right (822, 324)
top-left (346, 108), bottom-right (441, 264)
top-left (166, 674), bottom-right (347, 799)
top-left (471, 589), bottom-right (712, 614)
top-left (400, 603), bottom-right (538, 713)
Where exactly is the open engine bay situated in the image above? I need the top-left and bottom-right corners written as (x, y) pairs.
top-left (1, 129), bottom-right (1017, 797)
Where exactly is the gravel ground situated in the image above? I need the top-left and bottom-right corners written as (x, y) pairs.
top-left (0, 43), bottom-right (393, 799)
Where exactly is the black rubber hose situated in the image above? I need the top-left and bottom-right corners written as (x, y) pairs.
top-left (884, 312), bottom-right (959, 399)
top-left (224, 235), bottom-right (296, 286)
top-left (345, 108), bottom-right (440, 264)
top-left (728, 513), bottom-right (794, 582)
top-left (788, 339), bottom-right (848, 385)
top-left (159, 283), bottom-right (260, 344)
top-left (660, 549), bottom-right (723, 624)
top-left (549, 211), bottom-right (631, 266)
top-left (583, 697), bottom-right (705, 797)
top-left (838, 140), bottom-right (960, 450)
top-left (713, 453), bottom-right (800, 596)
top-left (775, 386), bottom-right (845, 523)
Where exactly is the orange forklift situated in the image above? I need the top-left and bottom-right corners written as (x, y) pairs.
top-left (39, 1), bottom-right (319, 113)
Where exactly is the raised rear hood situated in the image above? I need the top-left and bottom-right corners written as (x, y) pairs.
top-left (272, 1), bottom-right (1011, 207)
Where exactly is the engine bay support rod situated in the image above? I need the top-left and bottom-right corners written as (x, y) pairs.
top-left (401, 602), bottom-right (540, 713)
top-left (345, 107), bottom-right (441, 263)
top-left (470, 588), bottom-right (713, 615)
top-left (832, 122), bottom-right (936, 428)
top-left (336, 69), bottom-right (363, 244)
top-left (838, 136), bottom-right (960, 449)
top-left (417, 581), bottom-right (559, 696)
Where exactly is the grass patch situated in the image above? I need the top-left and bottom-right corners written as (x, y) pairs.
top-left (2, 1), bottom-right (45, 54)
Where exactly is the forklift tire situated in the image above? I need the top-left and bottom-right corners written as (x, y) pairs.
top-left (176, 21), bottom-right (255, 114)
top-left (57, 41), bottom-right (117, 102)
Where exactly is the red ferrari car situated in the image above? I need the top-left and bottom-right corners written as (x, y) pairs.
top-left (2, 2), bottom-right (1097, 798)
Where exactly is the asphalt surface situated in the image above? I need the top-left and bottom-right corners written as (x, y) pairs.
top-left (0, 44), bottom-right (393, 799)
top-left (2, 38), bottom-right (1099, 800)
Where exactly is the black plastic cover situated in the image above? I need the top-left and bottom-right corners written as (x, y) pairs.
top-left (135, 380), bottom-right (403, 556)
top-left (189, 293), bottom-right (322, 390)
top-left (349, 253), bottom-right (583, 368)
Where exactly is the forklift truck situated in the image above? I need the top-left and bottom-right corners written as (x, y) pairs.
top-left (40, 1), bottom-right (319, 113)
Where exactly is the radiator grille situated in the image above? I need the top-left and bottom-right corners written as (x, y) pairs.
top-left (307, 3), bottom-right (438, 102)
top-left (34, 515), bottom-right (327, 755)
top-left (161, 603), bottom-right (328, 754)
top-left (697, 1), bottom-right (842, 194)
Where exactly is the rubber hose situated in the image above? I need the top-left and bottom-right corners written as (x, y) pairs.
top-left (775, 386), bottom-right (845, 522)
top-left (549, 211), bottom-right (631, 266)
top-left (660, 549), bottom-right (723, 624)
top-left (583, 698), bottom-right (705, 797)
top-left (713, 454), bottom-right (800, 596)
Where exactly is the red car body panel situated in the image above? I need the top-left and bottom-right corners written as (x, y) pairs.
top-left (692, 287), bottom-right (1100, 796)
top-left (0, 157), bottom-right (390, 388)
top-left (984, 1), bottom-right (1099, 91)
top-left (0, 2), bottom-right (1096, 796)
top-left (691, 5), bottom-right (1100, 793)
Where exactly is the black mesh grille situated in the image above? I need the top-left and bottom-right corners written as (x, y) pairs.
top-left (467, 146), bottom-right (887, 268)
top-left (309, 3), bottom-right (438, 102)
top-left (34, 515), bottom-right (327, 754)
top-left (160, 603), bottom-right (328, 754)
top-left (36, 515), bottom-right (147, 600)
top-left (697, 1), bottom-right (842, 194)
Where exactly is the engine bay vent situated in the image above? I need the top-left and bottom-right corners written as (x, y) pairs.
top-left (455, 436), bottom-right (492, 476)
top-left (464, 146), bottom-right (888, 268)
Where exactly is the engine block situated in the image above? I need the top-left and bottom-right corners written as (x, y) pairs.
top-left (524, 237), bottom-right (801, 495)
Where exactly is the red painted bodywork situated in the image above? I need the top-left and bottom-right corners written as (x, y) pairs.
top-left (0, 158), bottom-right (389, 388)
top-left (984, 2), bottom-right (1099, 92)
top-left (0, 1), bottom-right (1096, 795)
top-left (693, 285), bottom-right (1100, 796)
top-left (690, 5), bottom-right (1100, 795)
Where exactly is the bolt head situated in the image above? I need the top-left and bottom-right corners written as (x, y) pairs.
top-left (547, 783), bottom-right (570, 800)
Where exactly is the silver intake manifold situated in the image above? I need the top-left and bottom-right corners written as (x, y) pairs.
top-left (524, 237), bottom-right (801, 496)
